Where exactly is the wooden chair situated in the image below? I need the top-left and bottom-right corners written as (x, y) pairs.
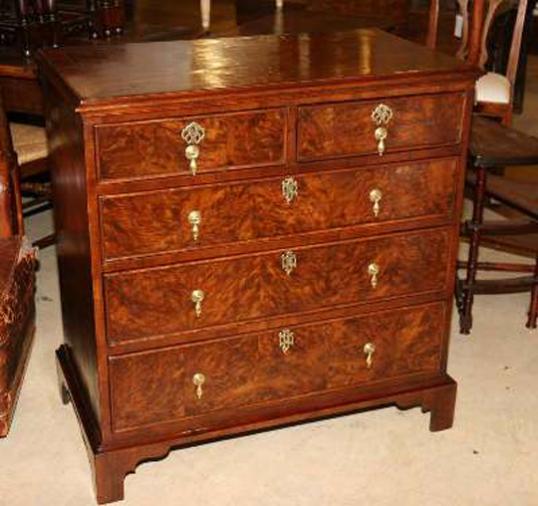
top-left (0, 92), bottom-right (37, 437)
top-left (427, 0), bottom-right (529, 124)
top-left (426, 0), bottom-right (537, 332)
top-left (9, 118), bottom-right (54, 249)
top-left (456, 115), bottom-right (538, 333)
top-left (0, 0), bottom-right (126, 57)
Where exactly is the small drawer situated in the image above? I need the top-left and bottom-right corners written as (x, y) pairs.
top-left (100, 158), bottom-right (458, 261)
top-left (297, 93), bottom-right (465, 161)
top-left (96, 108), bottom-right (286, 181)
top-left (104, 228), bottom-right (450, 345)
top-left (109, 302), bottom-right (445, 432)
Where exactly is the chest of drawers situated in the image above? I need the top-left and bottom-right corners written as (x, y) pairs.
top-left (37, 30), bottom-right (478, 504)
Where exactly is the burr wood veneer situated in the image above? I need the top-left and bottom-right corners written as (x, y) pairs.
top-left (37, 29), bottom-right (478, 503)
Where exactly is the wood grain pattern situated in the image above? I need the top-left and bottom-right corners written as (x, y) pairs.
top-left (109, 346), bottom-right (186, 432)
top-left (183, 337), bottom-right (259, 416)
top-left (36, 29), bottom-right (476, 110)
top-left (297, 93), bottom-right (465, 161)
top-left (37, 28), bottom-right (477, 503)
top-left (108, 302), bottom-right (445, 432)
top-left (327, 303), bottom-right (444, 387)
top-left (100, 158), bottom-right (458, 260)
top-left (104, 228), bottom-right (450, 344)
top-left (96, 109), bottom-right (286, 180)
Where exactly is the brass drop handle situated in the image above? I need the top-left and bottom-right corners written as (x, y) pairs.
top-left (191, 289), bottom-right (205, 317)
top-left (371, 104), bottom-right (393, 156)
top-left (282, 176), bottom-right (298, 204)
top-left (368, 262), bottom-right (380, 288)
top-left (188, 210), bottom-right (201, 241)
top-left (193, 372), bottom-right (206, 399)
top-left (181, 122), bottom-right (205, 175)
top-left (369, 189), bottom-right (382, 217)
top-left (374, 127), bottom-right (388, 156)
top-left (363, 342), bottom-right (376, 369)
top-left (185, 145), bottom-right (200, 175)
top-left (278, 328), bottom-right (295, 354)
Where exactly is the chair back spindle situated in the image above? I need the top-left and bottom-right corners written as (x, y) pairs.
top-left (0, 94), bottom-right (23, 238)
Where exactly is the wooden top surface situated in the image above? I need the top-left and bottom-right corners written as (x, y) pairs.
top-left (37, 29), bottom-right (475, 108)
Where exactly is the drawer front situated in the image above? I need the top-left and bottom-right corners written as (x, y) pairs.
top-left (297, 93), bottom-right (465, 161)
top-left (109, 337), bottom-right (258, 432)
top-left (104, 229), bottom-right (450, 344)
top-left (100, 158), bottom-right (457, 260)
top-left (96, 109), bottom-right (286, 180)
top-left (109, 302), bottom-right (445, 432)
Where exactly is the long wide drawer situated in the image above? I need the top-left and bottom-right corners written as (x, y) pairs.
top-left (100, 158), bottom-right (458, 261)
top-left (297, 93), bottom-right (465, 161)
top-left (96, 108), bottom-right (286, 181)
top-left (104, 228), bottom-right (450, 344)
top-left (109, 302), bottom-right (446, 432)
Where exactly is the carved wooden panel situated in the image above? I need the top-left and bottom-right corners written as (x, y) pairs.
top-left (100, 158), bottom-right (458, 260)
top-left (107, 302), bottom-right (445, 432)
top-left (297, 93), bottom-right (465, 161)
top-left (96, 109), bottom-right (286, 180)
top-left (104, 228), bottom-right (450, 344)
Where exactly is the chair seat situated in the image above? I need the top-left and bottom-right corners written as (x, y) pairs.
top-left (475, 72), bottom-right (511, 105)
top-left (486, 175), bottom-right (538, 221)
top-left (470, 115), bottom-right (538, 168)
top-left (482, 233), bottom-right (538, 256)
top-left (9, 123), bottom-right (48, 165)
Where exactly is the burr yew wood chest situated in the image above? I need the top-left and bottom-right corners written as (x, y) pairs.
top-left (37, 30), bottom-right (478, 503)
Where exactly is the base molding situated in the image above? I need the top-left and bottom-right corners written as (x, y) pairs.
top-left (56, 344), bottom-right (457, 504)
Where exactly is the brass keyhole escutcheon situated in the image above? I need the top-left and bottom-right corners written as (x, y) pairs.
top-left (282, 176), bottom-right (298, 204)
top-left (363, 342), bottom-right (376, 369)
top-left (188, 210), bottom-right (201, 241)
top-left (191, 289), bottom-right (205, 317)
top-left (193, 373), bottom-right (206, 399)
top-left (281, 250), bottom-right (297, 276)
top-left (371, 104), bottom-right (393, 156)
top-left (279, 328), bottom-right (295, 354)
top-left (369, 188), bottom-right (382, 217)
top-left (368, 262), bottom-right (380, 288)
top-left (181, 122), bottom-right (205, 175)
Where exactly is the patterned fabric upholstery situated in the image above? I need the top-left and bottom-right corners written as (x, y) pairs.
top-left (0, 236), bottom-right (36, 436)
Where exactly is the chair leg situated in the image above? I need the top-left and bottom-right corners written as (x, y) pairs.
top-left (527, 255), bottom-right (538, 329)
top-left (459, 165), bottom-right (487, 334)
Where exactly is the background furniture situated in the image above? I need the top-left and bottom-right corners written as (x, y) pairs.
top-left (0, 0), bottom-right (126, 57)
top-left (0, 91), bottom-right (36, 437)
top-left (38, 29), bottom-right (477, 503)
top-left (427, 0), bottom-right (531, 124)
top-left (0, 0), bottom-right (453, 114)
top-left (10, 118), bottom-right (53, 248)
top-left (457, 115), bottom-right (538, 332)
top-left (425, 0), bottom-right (537, 332)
